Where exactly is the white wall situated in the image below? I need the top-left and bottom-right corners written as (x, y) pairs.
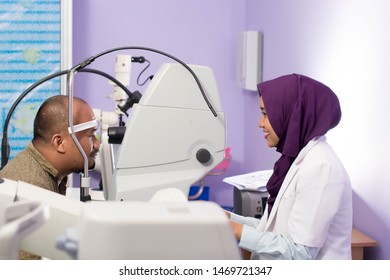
top-left (245, 0), bottom-right (390, 259)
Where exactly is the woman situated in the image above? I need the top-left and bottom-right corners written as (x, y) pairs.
top-left (228, 74), bottom-right (352, 260)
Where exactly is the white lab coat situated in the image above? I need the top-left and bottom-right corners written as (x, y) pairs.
top-left (252, 136), bottom-right (352, 260)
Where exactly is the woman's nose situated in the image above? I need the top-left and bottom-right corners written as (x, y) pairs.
top-left (258, 116), bottom-right (264, 128)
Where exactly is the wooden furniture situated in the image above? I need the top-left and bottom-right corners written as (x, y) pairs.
top-left (241, 227), bottom-right (377, 260)
top-left (351, 227), bottom-right (378, 260)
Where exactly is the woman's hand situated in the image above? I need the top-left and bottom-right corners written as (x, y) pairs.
top-left (229, 220), bottom-right (244, 240)
top-left (224, 210), bottom-right (243, 240)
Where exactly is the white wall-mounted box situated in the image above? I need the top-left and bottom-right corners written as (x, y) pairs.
top-left (237, 31), bottom-right (263, 91)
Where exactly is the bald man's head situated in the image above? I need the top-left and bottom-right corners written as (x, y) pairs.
top-left (33, 95), bottom-right (90, 144)
top-left (30, 95), bottom-right (100, 177)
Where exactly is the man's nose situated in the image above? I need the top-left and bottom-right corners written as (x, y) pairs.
top-left (94, 137), bottom-right (101, 150)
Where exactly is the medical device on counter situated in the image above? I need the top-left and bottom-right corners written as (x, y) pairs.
top-left (233, 188), bottom-right (267, 219)
top-left (107, 63), bottom-right (226, 202)
top-left (92, 60), bottom-right (226, 202)
top-left (65, 46), bottom-right (219, 201)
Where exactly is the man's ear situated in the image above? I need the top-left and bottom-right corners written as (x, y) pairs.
top-left (52, 134), bottom-right (66, 154)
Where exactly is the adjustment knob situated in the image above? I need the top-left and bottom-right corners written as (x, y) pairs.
top-left (196, 149), bottom-right (211, 164)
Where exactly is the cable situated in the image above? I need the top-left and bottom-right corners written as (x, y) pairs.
top-left (136, 59), bottom-right (153, 86)
top-left (2, 46), bottom-right (219, 169)
top-left (131, 56), bottom-right (154, 86)
top-left (73, 46), bottom-right (218, 117)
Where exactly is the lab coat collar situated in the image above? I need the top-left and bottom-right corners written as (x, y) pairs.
top-left (265, 135), bottom-right (326, 228)
top-left (293, 136), bottom-right (326, 165)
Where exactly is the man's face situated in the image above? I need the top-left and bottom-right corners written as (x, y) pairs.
top-left (74, 121), bottom-right (100, 170)
top-left (67, 105), bottom-right (101, 173)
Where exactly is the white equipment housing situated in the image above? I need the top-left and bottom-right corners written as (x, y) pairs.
top-left (59, 199), bottom-right (240, 260)
top-left (0, 200), bottom-right (49, 260)
top-left (108, 63), bottom-right (226, 202)
top-left (0, 179), bottom-right (83, 259)
top-left (0, 179), bottom-right (240, 259)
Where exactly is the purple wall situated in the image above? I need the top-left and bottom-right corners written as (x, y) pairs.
top-left (73, 0), bottom-right (390, 259)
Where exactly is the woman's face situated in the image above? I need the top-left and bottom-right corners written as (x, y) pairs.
top-left (258, 97), bottom-right (279, 148)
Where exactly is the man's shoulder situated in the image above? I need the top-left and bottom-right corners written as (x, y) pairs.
top-left (0, 148), bottom-right (48, 182)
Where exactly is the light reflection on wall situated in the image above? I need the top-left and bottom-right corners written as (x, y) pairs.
top-left (306, 2), bottom-right (390, 200)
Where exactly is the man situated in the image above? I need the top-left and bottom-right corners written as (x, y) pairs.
top-left (0, 95), bottom-right (100, 259)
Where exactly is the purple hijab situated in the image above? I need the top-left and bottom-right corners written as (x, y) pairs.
top-left (257, 74), bottom-right (341, 216)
